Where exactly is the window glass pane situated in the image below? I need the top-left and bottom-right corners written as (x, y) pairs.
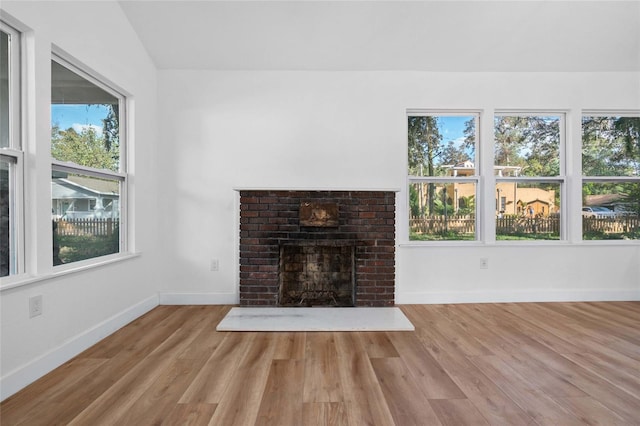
top-left (409, 181), bottom-right (476, 241)
top-left (582, 182), bottom-right (640, 240)
top-left (51, 60), bottom-right (120, 171)
top-left (52, 171), bottom-right (120, 265)
top-left (408, 115), bottom-right (476, 177)
top-left (495, 182), bottom-right (561, 240)
top-left (494, 116), bottom-right (561, 177)
top-left (1, 30), bottom-right (10, 148)
top-left (582, 116), bottom-right (640, 177)
top-left (1, 26), bottom-right (18, 276)
top-left (1, 156), bottom-right (16, 276)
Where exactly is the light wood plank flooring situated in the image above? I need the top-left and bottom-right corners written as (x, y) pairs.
top-left (1, 302), bottom-right (639, 425)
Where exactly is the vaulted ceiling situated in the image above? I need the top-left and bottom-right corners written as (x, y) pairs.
top-left (118, 0), bottom-right (640, 71)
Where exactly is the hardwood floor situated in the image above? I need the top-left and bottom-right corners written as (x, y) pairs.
top-left (1, 302), bottom-right (639, 425)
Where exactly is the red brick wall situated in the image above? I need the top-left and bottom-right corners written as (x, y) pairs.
top-left (239, 190), bottom-right (396, 307)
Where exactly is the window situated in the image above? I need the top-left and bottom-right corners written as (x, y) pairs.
top-left (1, 22), bottom-right (22, 277)
top-left (51, 56), bottom-right (126, 265)
top-left (407, 112), bottom-right (479, 241)
top-left (494, 114), bottom-right (564, 240)
top-left (582, 113), bottom-right (640, 240)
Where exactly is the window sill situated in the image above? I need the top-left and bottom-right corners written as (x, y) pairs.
top-left (0, 252), bottom-right (141, 292)
top-left (399, 241), bottom-right (489, 248)
top-left (399, 240), bottom-right (640, 248)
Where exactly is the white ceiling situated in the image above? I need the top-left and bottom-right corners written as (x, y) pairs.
top-left (118, 0), bottom-right (640, 71)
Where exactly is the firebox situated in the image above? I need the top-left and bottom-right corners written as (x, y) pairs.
top-left (279, 241), bottom-right (355, 306)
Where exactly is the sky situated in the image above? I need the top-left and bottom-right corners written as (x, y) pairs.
top-left (438, 115), bottom-right (471, 146)
top-left (51, 104), bottom-right (109, 135)
top-left (437, 115), bottom-right (475, 164)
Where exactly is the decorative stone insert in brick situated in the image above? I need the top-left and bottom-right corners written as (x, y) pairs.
top-left (239, 190), bottom-right (396, 307)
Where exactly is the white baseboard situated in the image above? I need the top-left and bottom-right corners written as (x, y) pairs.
top-left (158, 292), bottom-right (238, 305)
top-left (395, 289), bottom-right (640, 304)
top-left (0, 294), bottom-right (159, 402)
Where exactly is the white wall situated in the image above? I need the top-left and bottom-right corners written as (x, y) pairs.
top-left (158, 70), bottom-right (640, 303)
top-left (0, 2), bottom-right (160, 399)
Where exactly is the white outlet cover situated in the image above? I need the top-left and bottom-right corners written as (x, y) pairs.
top-left (29, 295), bottom-right (43, 318)
top-left (210, 259), bottom-right (219, 271)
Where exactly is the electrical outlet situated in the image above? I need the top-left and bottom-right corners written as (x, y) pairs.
top-left (480, 258), bottom-right (489, 269)
top-left (210, 259), bottom-right (219, 271)
top-left (29, 295), bottom-right (43, 318)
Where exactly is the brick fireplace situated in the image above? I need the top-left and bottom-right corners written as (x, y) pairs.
top-left (238, 190), bottom-right (396, 307)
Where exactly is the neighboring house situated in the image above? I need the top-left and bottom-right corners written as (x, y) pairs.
top-left (519, 197), bottom-right (553, 217)
top-left (51, 175), bottom-right (119, 219)
top-left (444, 162), bottom-right (557, 216)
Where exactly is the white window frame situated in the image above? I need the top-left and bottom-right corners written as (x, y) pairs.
top-left (406, 110), bottom-right (481, 243)
top-left (493, 111), bottom-right (567, 242)
top-left (581, 110), bottom-right (640, 242)
top-left (51, 53), bottom-right (129, 267)
top-left (0, 21), bottom-right (24, 278)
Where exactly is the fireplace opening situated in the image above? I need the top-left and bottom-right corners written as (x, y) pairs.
top-left (279, 242), bottom-right (355, 307)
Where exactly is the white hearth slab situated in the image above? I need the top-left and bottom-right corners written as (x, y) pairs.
top-left (216, 307), bottom-right (415, 332)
